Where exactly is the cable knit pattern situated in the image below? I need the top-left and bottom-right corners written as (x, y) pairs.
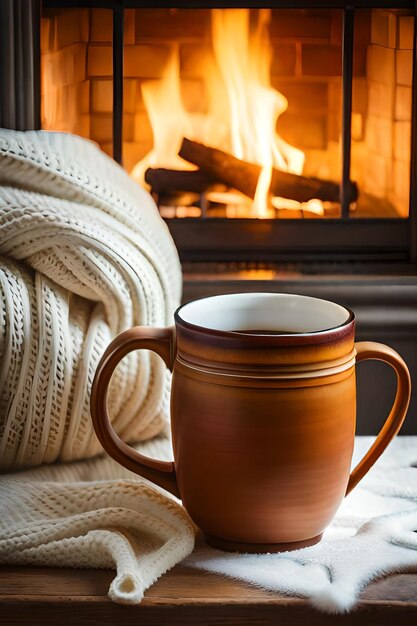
top-left (0, 129), bottom-right (182, 470)
top-left (0, 436), bottom-right (196, 605)
top-left (0, 131), bottom-right (194, 603)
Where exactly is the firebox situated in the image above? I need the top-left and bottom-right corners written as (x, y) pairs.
top-left (33, 0), bottom-right (417, 264)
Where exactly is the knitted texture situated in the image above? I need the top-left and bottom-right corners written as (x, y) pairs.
top-left (0, 129), bottom-right (182, 470)
top-left (0, 436), bottom-right (196, 604)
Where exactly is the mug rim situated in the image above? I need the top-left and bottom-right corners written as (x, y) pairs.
top-left (174, 292), bottom-right (355, 343)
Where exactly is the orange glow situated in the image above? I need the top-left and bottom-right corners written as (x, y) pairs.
top-left (271, 196), bottom-right (325, 216)
top-left (132, 9), bottom-right (323, 217)
top-left (131, 47), bottom-right (196, 183)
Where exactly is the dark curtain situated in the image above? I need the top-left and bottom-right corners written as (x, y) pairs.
top-left (0, 0), bottom-right (40, 130)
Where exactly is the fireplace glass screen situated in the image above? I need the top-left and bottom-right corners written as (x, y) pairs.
top-left (41, 6), bottom-right (414, 222)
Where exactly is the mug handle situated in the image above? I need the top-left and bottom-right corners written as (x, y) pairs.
top-left (346, 341), bottom-right (411, 496)
top-left (90, 326), bottom-right (180, 498)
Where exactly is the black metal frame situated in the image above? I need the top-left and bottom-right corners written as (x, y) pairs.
top-left (41, 0), bottom-right (417, 264)
top-left (0, 0), bottom-right (41, 130)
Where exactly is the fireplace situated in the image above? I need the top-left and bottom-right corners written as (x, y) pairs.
top-left (34, 0), bottom-right (417, 263)
top-left (1, 0), bottom-right (417, 434)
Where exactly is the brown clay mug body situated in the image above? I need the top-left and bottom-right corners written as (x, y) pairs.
top-left (90, 293), bottom-right (411, 553)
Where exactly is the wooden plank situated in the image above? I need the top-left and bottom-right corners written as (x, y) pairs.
top-left (1, 595), bottom-right (417, 626)
top-left (1, 566), bottom-right (417, 604)
top-left (1, 566), bottom-right (417, 626)
top-left (0, 565), bottom-right (276, 601)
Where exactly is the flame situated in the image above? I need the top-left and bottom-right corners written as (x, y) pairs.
top-left (210, 10), bottom-right (304, 176)
top-left (131, 46), bottom-right (195, 183)
top-left (253, 164), bottom-right (274, 218)
top-left (132, 9), bottom-right (323, 217)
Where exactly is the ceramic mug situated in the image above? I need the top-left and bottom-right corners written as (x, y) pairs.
top-left (90, 293), bottom-right (411, 553)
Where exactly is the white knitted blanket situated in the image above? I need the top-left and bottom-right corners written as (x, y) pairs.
top-left (0, 129), bottom-right (182, 469)
top-left (0, 436), bottom-right (195, 604)
top-left (0, 129), bottom-right (195, 602)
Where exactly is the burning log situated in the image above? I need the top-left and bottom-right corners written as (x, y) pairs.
top-left (144, 168), bottom-right (212, 194)
top-left (179, 138), bottom-right (358, 204)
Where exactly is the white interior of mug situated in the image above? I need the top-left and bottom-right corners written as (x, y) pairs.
top-left (177, 293), bottom-right (350, 334)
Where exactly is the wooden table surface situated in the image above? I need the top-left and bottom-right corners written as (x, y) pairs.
top-left (1, 564), bottom-right (417, 626)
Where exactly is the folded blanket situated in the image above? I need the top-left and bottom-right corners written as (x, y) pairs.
top-left (0, 436), bottom-right (195, 604)
top-left (0, 129), bottom-right (182, 470)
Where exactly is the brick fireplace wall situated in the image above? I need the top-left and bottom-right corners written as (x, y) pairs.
top-left (41, 11), bottom-right (85, 133)
top-left (41, 7), bottom-right (414, 217)
top-left (359, 11), bottom-right (413, 217)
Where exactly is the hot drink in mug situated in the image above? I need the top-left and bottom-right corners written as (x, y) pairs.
top-left (91, 293), bottom-right (411, 552)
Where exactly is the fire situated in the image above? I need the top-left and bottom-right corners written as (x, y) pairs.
top-left (132, 9), bottom-right (323, 217)
top-left (210, 10), bottom-right (304, 174)
top-left (253, 164), bottom-right (274, 218)
top-left (131, 46), bottom-right (195, 183)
